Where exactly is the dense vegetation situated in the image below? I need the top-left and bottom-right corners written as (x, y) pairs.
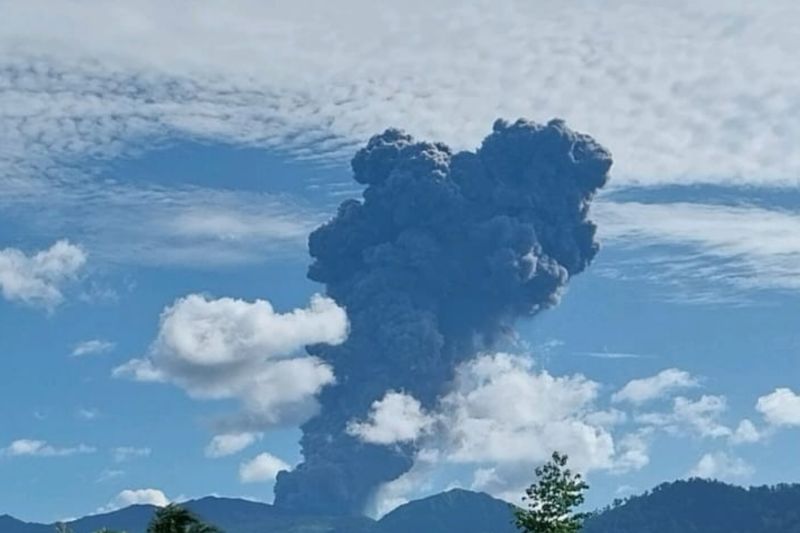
top-left (583, 479), bottom-right (800, 533)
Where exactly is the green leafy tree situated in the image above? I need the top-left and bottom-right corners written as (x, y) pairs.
top-left (514, 451), bottom-right (590, 533)
top-left (146, 504), bottom-right (221, 533)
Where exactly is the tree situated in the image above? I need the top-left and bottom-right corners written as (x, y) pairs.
top-left (146, 504), bottom-right (221, 533)
top-left (514, 451), bottom-right (590, 533)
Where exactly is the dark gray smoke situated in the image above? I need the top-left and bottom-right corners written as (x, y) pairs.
top-left (273, 118), bottom-right (611, 515)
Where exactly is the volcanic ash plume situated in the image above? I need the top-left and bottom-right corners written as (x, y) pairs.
top-left (273, 118), bottom-right (612, 514)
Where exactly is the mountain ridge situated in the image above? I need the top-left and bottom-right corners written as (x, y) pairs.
top-left (0, 489), bottom-right (513, 533)
top-left (4, 480), bottom-right (800, 533)
top-left (583, 479), bottom-right (800, 533)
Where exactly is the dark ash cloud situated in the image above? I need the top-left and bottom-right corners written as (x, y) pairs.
top-left (273, 118), bottom-right (611, 515)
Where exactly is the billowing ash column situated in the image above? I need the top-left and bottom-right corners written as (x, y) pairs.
top-left (273, 118), bottom-right (612, 515)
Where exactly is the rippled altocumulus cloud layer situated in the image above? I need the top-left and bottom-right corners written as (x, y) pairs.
top-left (2, 0), bottom-right (799, 188)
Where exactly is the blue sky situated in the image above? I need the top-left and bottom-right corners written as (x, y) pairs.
top-left (1, 0), bottom-right (800, 523)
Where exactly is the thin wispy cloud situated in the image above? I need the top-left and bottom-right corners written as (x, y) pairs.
top-left (76, 408), bottom-right (100, 421)
top-left (72, 339), bottom-right (115, 357)
top-left (578, 351), bottom-right (654, 360)
top-left (613, 369), bottom-right (700, 405)
top-left (1, 439), bottom-right (96, 458)
top-left (595, 200), bottom-right (800, 300)
top-left (112, 446), bottom-right (151, 463)
top-left (205, 433), bottom-right (261, 459)
top-left (96, 469), bottom-right (125, 483)
top-left (0, 180), bottom-right (320, 268)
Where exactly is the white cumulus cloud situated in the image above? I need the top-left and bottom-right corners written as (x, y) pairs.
top-left (115, 293), bottom-right (348, 431)
top-left (637, 395), bottom-right (732, 439)
top-left (688, 452), bottom-right (754, 481)
top-left (613, 430), bottom-right (652, 472)
top-left (98, 489), bottom-right (170, 513)
top-left (730, 419), bottom-right (763, 444)
top-left (435, 353), bottom-right (614, 470)
top-left (756, 388), bottom-right (800, 427)
top-left (369, 353), bottom-right (649, 508)
top-left (239, 452), bottom-right (290, 484)
top-left (347, 392), bottom-right (434, 445)
top-left (369, 355), bottom-right (776, 513)
top-left (0, 240), bottom-right (86, 309)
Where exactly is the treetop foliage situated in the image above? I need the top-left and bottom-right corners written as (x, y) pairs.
top-left (514, 451), bottom-right (589, 533)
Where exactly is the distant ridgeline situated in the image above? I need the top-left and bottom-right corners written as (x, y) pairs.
top-left (583, 479), bottom-right (800, 533)
top-left (3, 480), bottom-right (800, 533)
